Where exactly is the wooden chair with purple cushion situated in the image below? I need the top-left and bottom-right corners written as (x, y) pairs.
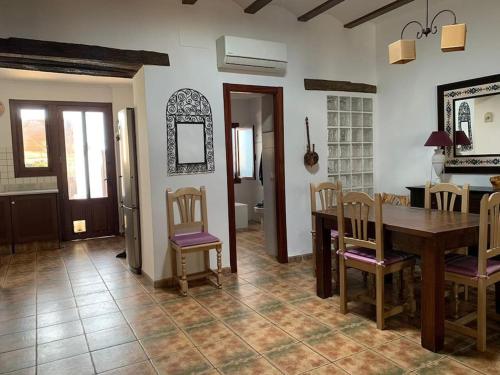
top-left (337, 191), bottom-right (416, 330)
top-left (444, 192), bottom-right (500, 351)
top-left (167, 186), bottom-right (222, 296)
top-left (425, 182), bottom-right (470, 314)
top-left (310, 181), bottom-right (342, 278)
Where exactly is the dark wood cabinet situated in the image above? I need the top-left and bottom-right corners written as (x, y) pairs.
top-left (0, 193), bottom-right (60, 253)
top-left (0, 196), bottom-right (12, 250)
top-left (407, 185), bottom-right (495, 214)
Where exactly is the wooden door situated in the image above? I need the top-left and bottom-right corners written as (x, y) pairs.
top-left (11, 194), bottom-right (59, 244)
top-left (0, 196), bottom-right (12, 252)
top-left (57, 104), bottom-right (119, 240)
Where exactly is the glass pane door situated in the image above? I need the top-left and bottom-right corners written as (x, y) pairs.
top-left (63, 110), bottom-right (108, 200)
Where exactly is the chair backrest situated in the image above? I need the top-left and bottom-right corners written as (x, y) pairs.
top-left (381, 193), bottom-right (410, 207)
top-left (337, 191), bottom-right (384, 262)
top-left (310, 181), bottom-right (342, 232)
top-left (478, 192), bottom-right (500, 276)
top-left (166, 186), bottom-right (208, 239)
top-left (424, 182), bottom-right (470, 213)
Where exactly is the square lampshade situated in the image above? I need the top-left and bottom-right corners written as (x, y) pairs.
top-left (389, 39), bottom-right (416, 64)
top-left (441, 23), bottom-right (467, 52)
top-left (425, 131), bottom-right (453, 147)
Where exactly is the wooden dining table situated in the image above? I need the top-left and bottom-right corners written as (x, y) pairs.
top-left (314, 204), bottom-right (485, 353)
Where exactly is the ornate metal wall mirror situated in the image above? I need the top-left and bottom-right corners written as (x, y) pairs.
top-left (167, 88), bottom-right (215, 175)
top-left (438, 74), bottom-right (500, 173)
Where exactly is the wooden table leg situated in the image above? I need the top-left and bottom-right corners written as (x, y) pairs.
top-left (316, 215), bottom-right (332, 299)
top-left (420, 238), bottom-right (445, 352)
top-left (496, 282), bottom-right (500, 314)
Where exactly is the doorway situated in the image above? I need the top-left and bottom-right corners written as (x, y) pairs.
top-left (57, 103), bottom-right (118, 240)
top-left (223, 84), bottom-right (287, 273)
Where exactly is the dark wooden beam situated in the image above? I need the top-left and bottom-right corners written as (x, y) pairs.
top-left (244, 0), bottom-right (273, 14)
top-left (298, 0), bottom-right (345, 22)
top-left (182, 0), bottom-right (198, 4)
top-left (304, 79), bottom-right (377, 94)
top-left (0, 37), bottom-right (169, 78)
top-left (344, 0), bottom-right (415, 29)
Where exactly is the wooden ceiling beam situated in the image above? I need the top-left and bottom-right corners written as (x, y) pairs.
top-left (304, 79), bottom-right (377, 94)
top-left (244, 0), bottom-right (273, 14)
top-left (182, 0), bottom-right (198, 4)
top-left (298, 0), bottom-right (345, 22)
top-left (344, 0), bottom-right (415, 29)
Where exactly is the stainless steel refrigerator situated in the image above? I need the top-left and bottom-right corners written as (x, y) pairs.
top-left (117, 108), bottom-right (142, 274)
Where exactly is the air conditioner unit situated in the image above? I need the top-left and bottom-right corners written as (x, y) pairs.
top-left (216, 36), bottom-right (287, 75)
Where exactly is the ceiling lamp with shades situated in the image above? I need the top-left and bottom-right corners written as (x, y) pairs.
top-left (389, 0), bottom-right (467, 64)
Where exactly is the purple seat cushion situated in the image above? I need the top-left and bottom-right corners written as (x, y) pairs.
top-left (172, 232), bottom-right (220, 247)
top-left (343, 247), bottom-right (414, 266)
top-left (445, 255), bottom-right (500, 278)
top-left (331, 229), bottom-right (339, 239)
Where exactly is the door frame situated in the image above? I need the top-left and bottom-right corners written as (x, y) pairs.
top-left (53, 101), bottom-right (118, 240)
top-left (223, 83), bottom-right (288, 272)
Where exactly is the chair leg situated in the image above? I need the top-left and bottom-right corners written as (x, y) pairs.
top-left (180, 254), bottom-right (188, 296)
top-left (312, 236), bottom-right (316, 277)
top-left (477, 280), bottom-right (487, 352)
top-left (339, 257), bottom-right (348, 314)
top-left (453, 283), bottom-right (460, 319)
top-left (170, 245), bottom-right (177, 285)
top-left (408, 266), bottom-right (416, 318)
top-left (376, 266), bottom-right (385, 330)
top-left (216, 247), bottom-right (222, 288)
top-left (332, 238), bottom-right (339, 287)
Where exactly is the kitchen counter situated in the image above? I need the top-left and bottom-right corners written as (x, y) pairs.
top-left (0, 189), bottom-right (59, 197)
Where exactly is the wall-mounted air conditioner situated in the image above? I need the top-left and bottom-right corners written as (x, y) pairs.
top-left (216, 36), bottom-right (287, 75)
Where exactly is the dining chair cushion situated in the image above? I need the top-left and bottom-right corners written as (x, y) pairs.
top-left (171, 232), bottom-right (220, 247)
top-left (343, 247), bottom-right (414, 266)
top-left (331, 229), bottom-right (339, 239)
top-left (445, 255), bottom-right (500, 278)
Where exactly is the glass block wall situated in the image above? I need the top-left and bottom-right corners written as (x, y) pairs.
top-left (327, 95), bottom-right (374, 196)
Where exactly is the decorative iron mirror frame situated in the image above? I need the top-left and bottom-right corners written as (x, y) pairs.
top-left (167, 88), bottom-right (215, 175)
top-left (438, 74), bottom-right (500, 174)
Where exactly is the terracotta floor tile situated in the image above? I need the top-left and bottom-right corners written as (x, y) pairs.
top-left (75, 291), bottom-right (113, 307)
top-left (37, 298), bottom-right (76, 315)
top-left (304, 364), bottom-right (349, 374)
top-left (37, 308), bottom-right (79, 328)
top-left (37, 320), bottom-right (83, 344)
top-left (37, 334), bottom-right (89, 364)
top-left (0, 304), bottom-right (36, 323)
top-left (374, 338), bottom-right (443, 370)
top-left (223, 312), bottom-right (271, 335)
top-left (82, 312), bottom-right (127, 333)
top-left (0, 330), bottom-right (35, 354)
top-left (86, 325), bottom-right (136, 351)
top-left (0, 346), bottom-right (36, 374)
top-left (335, 350), bottom-right (404, 375)
top-left (341, 321), bottom-right (400, 348)
top-left (1, 366), bottom-right (36, 375)
top-left (100, 360), bottom-right (156, 374)
top-left (170, 305), bottom-right (216, 328)
top-left (219, 356), bottom-right (281, 375)
top-left (312, 309), bottom-right (364, 330)
top-left (91, 341), bottom-right (147, 373)
top-left (265, 342), bottom-right (328, 375)
top-left (199, 335), bottom-right (258, 368)
top-left (37, 353), bottom-right (95, 375)
top-left (151, 347), bottom-right (213, 375)
top-left (115, 294), bottom-right (155, 310)
top-left (140, 329), bottom-right (193, 358)
top-left (0, 316), bottom-right (36, 336)
top-left (78, 301), bottom-right (119, 319)
top-left (121, 305), bottom-right (167, 324)
top-left (452, 346), bottom-right (500, 374)
top-left (129, 314), bottom-right (176, 339)
top-left (73, 282), bottom-right (108, 296)
top-left (109, 285), bottom-right (147, 300)
top-left (278, 315), bottom-right (332, 341)
top-left (305, 331), bottom-right (365, 361)
top-left (415, 357), bottom-right (482, 374)
top-left (185, 320), bottom-right (234, 346)
top-left (240, 325), bottom-right (296, 353)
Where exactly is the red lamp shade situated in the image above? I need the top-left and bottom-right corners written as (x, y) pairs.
top-left (455, 130), bottom-right (472, 146)
top-left (424, 131), bottom-right (453, 147)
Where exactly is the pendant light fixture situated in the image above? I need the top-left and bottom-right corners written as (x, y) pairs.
top-left (389, 0), bottom-right (466, 64)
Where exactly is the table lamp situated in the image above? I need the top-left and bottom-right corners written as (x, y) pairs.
top-left (454, 130), bottom-right (472, 147)
top-left (424, 131), bottom-right (453, 182)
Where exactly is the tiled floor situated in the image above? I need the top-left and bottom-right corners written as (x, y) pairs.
top-left (0, 228), bottom-right (499, 374)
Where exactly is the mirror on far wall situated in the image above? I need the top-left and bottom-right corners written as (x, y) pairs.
top-left (438, 74), bottom-right (500, 174)
top-left (454, 94), bottom-right (500, 157)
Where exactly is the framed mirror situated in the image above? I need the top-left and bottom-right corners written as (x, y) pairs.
top-left (438, 74), bottom-right (500, 173)
top-left (167, 88), bottom-right (215, 175)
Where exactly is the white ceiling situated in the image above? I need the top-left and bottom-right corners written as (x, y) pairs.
top-left (232, 0), bottom-right (406, 24)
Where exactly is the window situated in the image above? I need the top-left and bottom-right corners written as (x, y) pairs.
top-left (10, 100), bottom-right (55, 177)
top-left (232, 124), bottom-right (255, 181)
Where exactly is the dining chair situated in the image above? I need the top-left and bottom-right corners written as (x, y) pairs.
top-left (425, 182), bottom-right (471, 313)
top-left (381, 193), bottom-right (411, 207)
top-left (310, 181), bottom-right (342, 278)
top-left (444, 192), bottom-right (500, 351)
top-left (337, 192), bottom-right (416, 330)
top-left (167, 186), bottom-right (222, 296)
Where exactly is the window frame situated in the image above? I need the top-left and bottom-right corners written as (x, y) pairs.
top-left (9, 100), bottom-right (57, 177)
top-left (232, 123), bottom-right (256, 182)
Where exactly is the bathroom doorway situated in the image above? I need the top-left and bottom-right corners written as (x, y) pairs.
top-left (223, 84), bottom-right (287, 273)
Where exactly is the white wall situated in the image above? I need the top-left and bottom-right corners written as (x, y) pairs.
top-left (1, 0), bottom-right (376, 281)
top-left (375, 0), bottom-right (499, 193)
